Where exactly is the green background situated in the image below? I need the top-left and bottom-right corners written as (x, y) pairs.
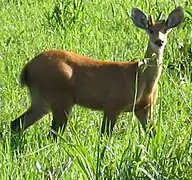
top-left (0, 0), bottom-right (192, 179)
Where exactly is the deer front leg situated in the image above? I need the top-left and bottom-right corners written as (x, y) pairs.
top-left (135, 105), bottom-right (156, 136)
top-left (135, 105), bottom-right (151, 127)
top-left (135, 97), bottom-right (157, 135)
top-left (135, 87), bottom-right (158, 135)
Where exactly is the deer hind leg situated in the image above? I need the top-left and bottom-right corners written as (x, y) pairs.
top-left (11, 88), bottom-right (49, 133)
top-left (101, 110), bottom-right (120, 136)
top-left (49, 98), bottom-right (73, 138)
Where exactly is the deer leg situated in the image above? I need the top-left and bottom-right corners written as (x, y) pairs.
top-left (101, 111), bottom-right (119, 136)
top-left (135, 87), bottom-right (158, 135)
top-left (49, 101), bottom-right (73, 138)
top-left (135, 105), bottom-right (156, 135)
top-left (135, 106), bottom-right (149, 131)
top-left (11, 90), bottom-right (49, 133)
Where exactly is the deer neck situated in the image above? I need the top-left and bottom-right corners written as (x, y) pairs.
top-left (144, 40), bottom-right (164, 67)
top-left (138, 40), bottom-right (165, 85)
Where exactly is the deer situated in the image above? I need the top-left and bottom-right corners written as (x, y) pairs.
top-left (11, 6), bottom-right (184, 138)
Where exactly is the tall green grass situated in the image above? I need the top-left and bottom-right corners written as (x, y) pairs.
top-left (0, 0), bottom-right (192, 179)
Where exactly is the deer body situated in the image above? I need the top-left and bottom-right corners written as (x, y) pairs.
top-left (24, 50), bottom-right (139, 110)
top-left (11, 6), bottom-right (184, 136)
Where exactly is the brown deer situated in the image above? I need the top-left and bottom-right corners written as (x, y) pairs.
top-left (11, 7), bottom-right (184, 137)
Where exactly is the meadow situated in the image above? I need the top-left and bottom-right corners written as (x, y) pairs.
top-left (0, 0), bottom-right (192, 179)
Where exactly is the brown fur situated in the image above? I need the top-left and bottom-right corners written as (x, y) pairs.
top-left (22, 50), bottom-right (141, 111)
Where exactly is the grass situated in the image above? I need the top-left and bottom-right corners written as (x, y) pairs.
top-left (0, 0), bottom-right (192, 179)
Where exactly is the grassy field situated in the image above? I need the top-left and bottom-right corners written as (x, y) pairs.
top-left (0, 0), bottom-right (192, 179)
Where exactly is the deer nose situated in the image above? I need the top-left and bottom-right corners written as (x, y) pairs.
top-left (155, 39), bottom-right (164, 47)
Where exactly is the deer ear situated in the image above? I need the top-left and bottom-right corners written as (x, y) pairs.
top-left (131, 8), bottom-right (148, 29)
top-left (166, 6), bottom-right (184, 29)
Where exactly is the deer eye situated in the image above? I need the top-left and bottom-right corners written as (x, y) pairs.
top-left (148, 29), bottom-right (154, 34)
